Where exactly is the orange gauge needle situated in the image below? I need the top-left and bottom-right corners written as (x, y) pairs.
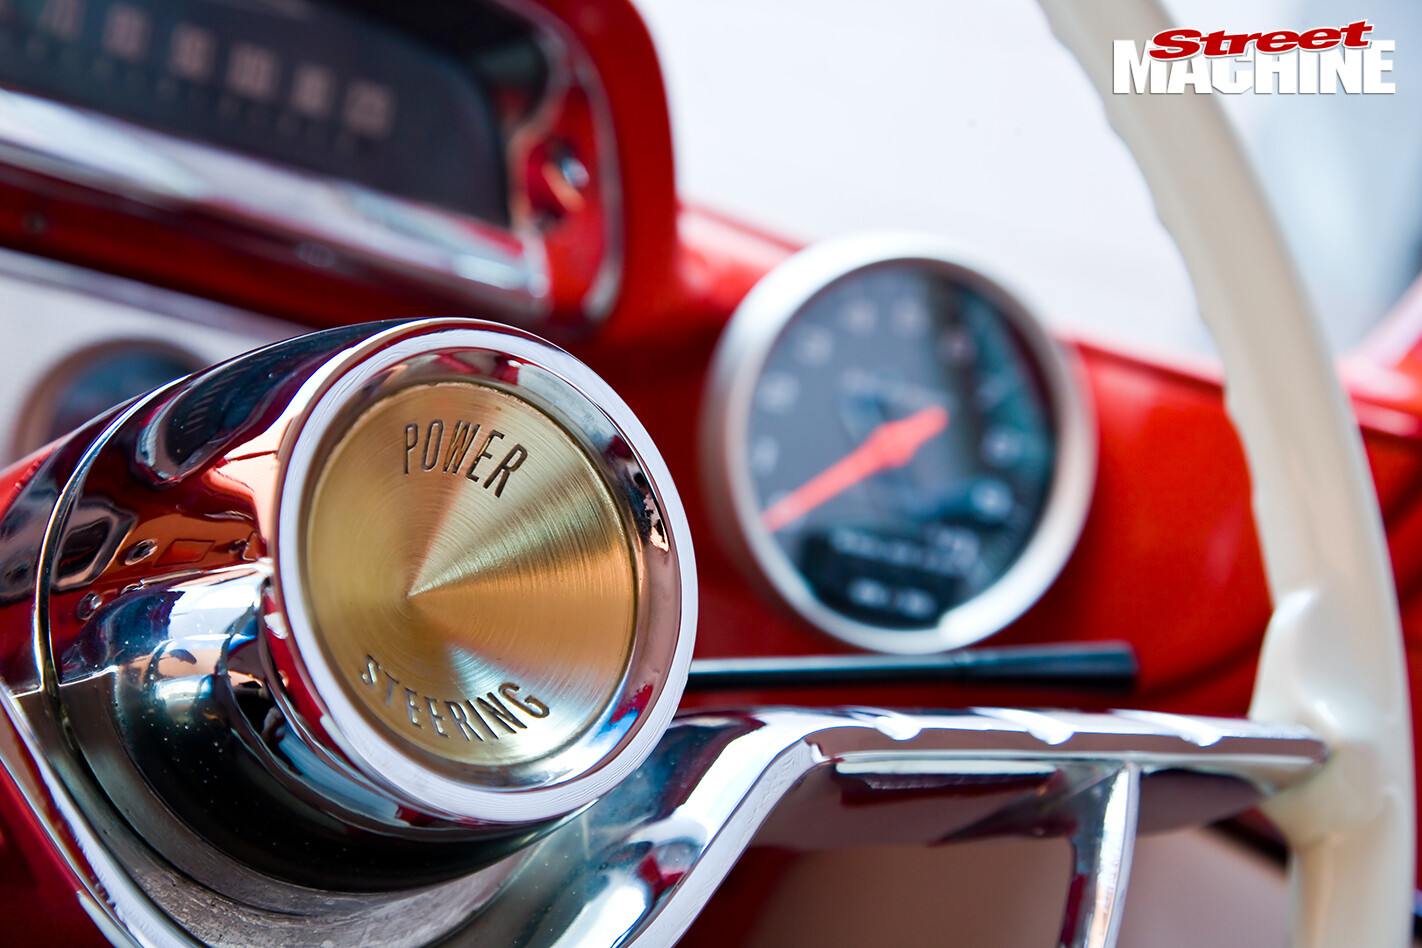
top-left (761, 404), bottom-right (950, 533)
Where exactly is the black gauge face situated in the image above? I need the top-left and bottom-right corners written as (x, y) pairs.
top-left (745, 262), bottom-right (1057, 631)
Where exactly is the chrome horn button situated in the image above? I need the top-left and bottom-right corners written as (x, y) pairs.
top-left (302, 381), bottom-right (638, 771)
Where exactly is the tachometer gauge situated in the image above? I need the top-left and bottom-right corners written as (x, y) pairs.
top-left (702, 235), bottom-right (1095, 654)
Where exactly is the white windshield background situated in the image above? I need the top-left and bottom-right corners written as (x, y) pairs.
top-left (635, 0), bottom-right (1422, 359)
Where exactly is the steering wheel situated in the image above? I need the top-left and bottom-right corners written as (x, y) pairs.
top-left (1040, 2), bottom-right (1414, 944)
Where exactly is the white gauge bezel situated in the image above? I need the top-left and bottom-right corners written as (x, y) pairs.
top-left (701, 233), bottom-right (1097, 655)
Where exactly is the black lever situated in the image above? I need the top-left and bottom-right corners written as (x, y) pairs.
top-left (686, 641), bottom-right (1138, 694)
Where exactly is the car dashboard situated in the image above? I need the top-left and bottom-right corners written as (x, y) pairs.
top-left (0, 1), bottom-right (1418, 946)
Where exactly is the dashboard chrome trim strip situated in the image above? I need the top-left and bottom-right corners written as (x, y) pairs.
top-left (0, 86), bottom-right (549, 319)
top-left (0, 245), bottom-right (296, 342)
top-left (0, 0), bottom-right (630, 327)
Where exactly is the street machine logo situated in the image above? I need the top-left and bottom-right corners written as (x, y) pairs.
top-left (1114, 21), bottom-right (1395, 94)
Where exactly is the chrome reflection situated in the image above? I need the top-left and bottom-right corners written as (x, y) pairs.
top-left (0, 697), bottom-right (1321, 947)
top-left (56, 566), bottom-right (526, 893)
top-left (0, 85), bottom-right (547, 317)
top-left (449, 709), bottom-right (1319, 948)
top-left (0, 318), bottom-right (694, 946)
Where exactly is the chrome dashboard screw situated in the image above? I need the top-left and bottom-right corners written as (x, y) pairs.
top-left (122, 538), bottom-right (157, 565)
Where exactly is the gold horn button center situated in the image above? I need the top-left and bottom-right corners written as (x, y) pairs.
top-left (301, 381), bottom-right (637, 769)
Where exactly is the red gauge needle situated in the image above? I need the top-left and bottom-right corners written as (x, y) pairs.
top-left (761, 404), bottom-right (950, 533)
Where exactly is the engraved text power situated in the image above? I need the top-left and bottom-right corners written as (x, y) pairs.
top-left (403, 418), bottom-right (530, 497)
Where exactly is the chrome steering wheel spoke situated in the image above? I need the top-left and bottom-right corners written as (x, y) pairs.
top-left (433, 708), bottom-right (1318, 948)
top-left (1057, 764), bottom-right (1140, 948)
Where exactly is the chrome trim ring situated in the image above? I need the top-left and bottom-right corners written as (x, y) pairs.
top-left (702, 233), bottom-right (1096, 654)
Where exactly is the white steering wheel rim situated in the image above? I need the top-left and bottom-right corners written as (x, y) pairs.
top-left (1037, 3), bottom-right (1415, 944)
